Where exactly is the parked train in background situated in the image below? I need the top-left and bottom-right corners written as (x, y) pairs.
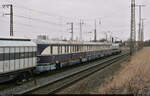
top-left (0, 37), bottom-right (121, 83)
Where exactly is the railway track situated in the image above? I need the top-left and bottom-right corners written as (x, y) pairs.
top-left (21, 52), bottom-right (129, 94)
top-left (0, 51), bottom-right (129, 95)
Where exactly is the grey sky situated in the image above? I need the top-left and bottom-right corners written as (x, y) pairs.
top-left (0, 0), bottom-right (149, 41)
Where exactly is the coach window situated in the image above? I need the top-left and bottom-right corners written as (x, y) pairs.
top-left (80, 46), bottom-right (82, 52)
top-left (72, 45), bottom-right (75, 53)
top-left (83, 46), bottom-right (85, 51)
top-left (64, 46), bottom-right (66, 53)
top-left (74, 45), bottom-right (76, 52)
top-left (74, 46), bottom-right (76, 52)
top-left (75, 45), bottom-right (77, 52)
top-left (10, 47), bottom-right (15, 60)
top-left (59, 45), bottom-right (61, 54)
top-left (61, 46), bottom-right (63, 54)
top-left (66, 46), bottom-right (68, 53)
top-left (4, 48), bottom-right (9, 60)
top-left (73, 45), bottom-right (75, 52)
top-left (58, 45), bottom-right (60, 54)
top-left (66, 45), bottom-right (69, 53)
top-left (0, 53), bottom-right (3, 61)
top-left (81, 46), bottom-right (83, 52)
top-left (81, 45), bottom-right (83, 52)
top-left (25, 47), bottom-right (28, 58)
top-left (87, 45), bottom-right (89, 51)
top-left (71, 45), bottom-right (73, 53)
top-left (71, 46), bottom-right (73, 53)
top-left (76, 45), bottom-right (77, 52)
top-left (50, 45), bottom-right (53, 55)
top-left (68, 46), bottom-right (70, 53)
top-left (0, 48), bottom-right (3, 61)
top-left (78, 45), bottom-right (81, 52)
top-left (86, 46), bottom-right (88, 51)
top-left (77, 45), bottom-right (79, 52)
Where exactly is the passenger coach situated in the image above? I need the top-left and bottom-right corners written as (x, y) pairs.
top-left (36, 41), bottom-right (118, 72)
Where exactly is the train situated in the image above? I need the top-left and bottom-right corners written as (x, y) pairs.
top-left (0, 37), bottom-right (121, 83)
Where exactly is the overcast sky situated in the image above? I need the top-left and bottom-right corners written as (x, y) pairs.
top-left (0, 0), bottom-right (149, 41)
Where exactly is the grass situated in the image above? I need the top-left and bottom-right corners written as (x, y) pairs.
top-left (97, 47), bottom-right (150, 94)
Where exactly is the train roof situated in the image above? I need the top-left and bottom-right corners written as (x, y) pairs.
top-left (0, 36), bottom-right (31, 41)
top-left (0, 37), bottom-right (36, 47)
top-left (33, 39), bottom-right (112, 45)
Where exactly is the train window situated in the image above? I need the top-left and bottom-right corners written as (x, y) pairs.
top-left (9, 53), bottom-right (15, 60)
top-left (67, 46), bottom-right (69, 53)
top-left (28, 47), bottom-right (32, 52)
top-left (50, 46), bottom-right (52, 54)
top-left (73, 46), bottom-right (74, 52)
top-left (62, 46), bottom-right (65, 54)
top-left (34, 52), bottom-right (37, 57)
top-left (20, 53), bottom-right (25, 58)
top-left (24, 52), bottom-right (29, 58)
top-left (0, 48), bottom-right (3, 53)
top-left (73, 45), bottom-right (75, 52)
top-left (16, 48), bottom-right (20, 53)
top-left (15, 53), bottom-right (20, 59)
top-left (82, 46), bottom-right (83, 51)
top-left (74, 46), bottom-right (76, 52)
top-left (77, 46), bottom-right (78, 52)
top-left (69, 46), bottom-right (71, 53)
top-left (0, 54), bottom-right (3, 61)
top-left (57, 46), bottom-right (60, 54)
top-left (53, 46), bottom-right (58, 55)
top-left (82, 46), bottom-right (84, 52)
top-left (81, 46), bottom-right (83, 51)
top-left (4, 48), bottom-right (9, 53)
top-left (33, 47), bottom-right (36, 52)
top-left (64, 46), bottom-right (67, 53)
top-left (25, 47), bottom-right (29, 53)
top-left (10, 47), bottom-right (15, 53)
top-left (28, 52), bottom-right (32, 57)
top-left (75, 45), bottom-right (77, 52)
top-left (77, 46), bottom-right (79, 52)
top-left (4, 53), bottom-right (9, 60)
top-left (20, 47), bottom-right (24, 53)
top-left (71, 46), bottom-right (73, 53)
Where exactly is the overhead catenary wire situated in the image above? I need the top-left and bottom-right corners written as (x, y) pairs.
top-left (14, 5), bottom-right (81, 22)
top-left (14, 15), bottom-right (64, 26)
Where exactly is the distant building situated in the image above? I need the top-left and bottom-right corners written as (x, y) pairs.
top-left (37, 35), bottom-right (49, 40)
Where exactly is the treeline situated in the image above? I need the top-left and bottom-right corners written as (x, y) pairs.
top-left (144, 40), bottom-right (150, 46)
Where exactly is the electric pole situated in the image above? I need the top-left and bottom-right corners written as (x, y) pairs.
top-left (79, 20), bottom-right (84, 41)
top-left (93, 19), bottom-right (101, 42)
top-left (130, 0), bottom-right (136, 55)
top-left (105, 33), bottom-right (108, 42)
top-left (2, 4), bottom-right (13, 36)
top-left (136, 5), bottom-right (145, 45)
top-left (141, 18), bottom-right (145, 44)
top-left (67, 22), bottom-right (74, 41)
top-left (94, 20), bottom-right (97, 42)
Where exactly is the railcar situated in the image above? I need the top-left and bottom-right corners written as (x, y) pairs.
top-left (0, 37), bottom-right (37, 83)
top-left (35, 41), bottom-right (120, 73)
